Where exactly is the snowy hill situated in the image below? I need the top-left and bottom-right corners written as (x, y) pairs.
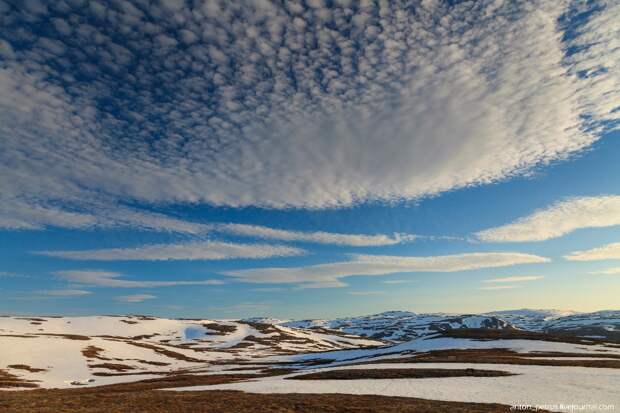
top-left (1, 309), bottom-right (619, 390)
top-left (281, 309), bottom-right (620, 342)
top-left (483, 309), bottom-right (579, 331)
top-left (281, 311), bottom-right (511, 342)
top-left (0, 315), bottom-right (381, 389)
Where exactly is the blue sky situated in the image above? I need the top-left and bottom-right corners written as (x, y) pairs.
top-left (1, 0), bottom-right (619, 318)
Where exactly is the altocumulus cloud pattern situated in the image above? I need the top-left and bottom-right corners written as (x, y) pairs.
top-left (0, 0), bottom-right (618, 230)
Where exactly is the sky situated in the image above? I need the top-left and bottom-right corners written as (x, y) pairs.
top-left (0, 0), bottom-right (619, 319)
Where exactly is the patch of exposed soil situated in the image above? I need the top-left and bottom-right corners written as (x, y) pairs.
top-left (89, 363), bottom-right (135, 372)
top-left (360, 348), bottom-right (620, 368)
top-left (38, 333), bottom-right (91, 341)
top-left (203, 323), bottom-right (237, 335)
top-left (0, 370), bottom-right (39, 389)
top-left (7, 365), bottom-right (47, 373)
top-left (15, 318), bottom-right (47, 322)
top-left (82, 346), bottom-right (108, 360)
top-left (124, 342), bottom-right (204, 363)
top-left (289, 367), bottom-right (514, 380)
top-left (439, 328), bottom-right (610, 345)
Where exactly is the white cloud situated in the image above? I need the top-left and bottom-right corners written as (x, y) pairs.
top-left (37, 289), bottom-right (92, 296)
top-left (483, 275), bottom-right (544, 283)
top-left (216, 223), bottom-right (415, 246)
top-left (383, 279), bottom-right (416, 284)
top-left (37, 241), bottom-right (305, 261)
top-left (223, 252), bottom-right (550, 288)
top-left (54, 270), bottom-right (226, 288)
top-left (590, 267), bottom-right (620, 275)
top-left (0, 200), bottom-right (207, 234)
top-left (479, 285), bottom-right (520, 291)
top-left (347, 291), bottom-right (385, 296)
top-left (1, 1), bottom-right (618, 226)
top-left (565, 242), bottom-right (620, 261)
top-left (476, 196), bottom-right (620, 242)
top-left (116, 294), bottom-right (156, 303)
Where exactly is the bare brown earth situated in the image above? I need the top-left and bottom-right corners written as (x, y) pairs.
top-left (288, 367), bottom-right (514, 380)
top-left (202, 322), bottom-right (237, 334)
top-left (359, 348), bottom-right (620, 368)
top-left (124, 341), bottom-right (204, 363)
top-left (89, 363), bottom-right (135, 372)
top-left (0, 369), bottom-right (38, 389)
top-left (6, 365), bottom-right (47, 373)
top-left (37, 333), bottom-right (91, 341)
top-left (81, 345), bottom-right (107, 360)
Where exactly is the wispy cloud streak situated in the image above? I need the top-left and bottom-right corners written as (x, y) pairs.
top-left (224, 252), bottom-right (550, 288)
top-left (37, 242), bottom-right (305, 261)
top-left (477, 196), bottom-right (620, 242)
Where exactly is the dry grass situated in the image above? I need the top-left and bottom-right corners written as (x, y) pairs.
top-left (361, 348), bottom-right (620, 368)
top-left (0, 389), bottom-right (530, 412)
top-left (439, 328), bottom-right (611, 345)
top-left (289, 367), bottom-right (514, 380)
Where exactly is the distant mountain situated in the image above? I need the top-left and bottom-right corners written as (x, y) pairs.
top-left (281, 311), bottom-right (511, 342)
top-left (543, 310), bottom-right (620, 341)
top-left (280, 309), bottom-right (620, 342)
top-left (483, 309), bottom-right (580, 331)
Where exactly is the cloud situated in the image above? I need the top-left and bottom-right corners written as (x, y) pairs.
top-left (37, 289), bottom-right (92, 296)
top-left (483, 275), bottom-right (544, 283)
top-left (253, 287), bottom-right (287, 292)
top-left (215, 223), bottom-right (415, 246)
top-left (590, 267), bottom-right (620, 275)
top-left (564, 242), bottom-right (620, 261)
top-left (347, 291), bottom-right (386, 296)
top-left (54, 270), bottom-right (225, 288)
top-left (116, 294), bottom-right (156, 303)
top-left (1, 1), bottom-right (618, 227)
top-left (0, 201), bottom-right (208, 234)
top-left (476, 196), bottom-right (620, 242)
top-left (0, 271), bottom-right (33, 279)
top-left (223, 252), bottom-right (550, 288)
top-left (383, 279), bottom-right (416, 284)
top-left (37, 241), bottom-right (305, 261)
top-left (478, 285), bottom-right (520, 291)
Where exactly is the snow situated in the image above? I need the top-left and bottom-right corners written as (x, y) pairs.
top-left (0, 315), bottom-right (382, 389)
top-left (276, 336), bottom-right (620, 365)
top-left (173, 362), bottom-right (620, 412)
top-left (2, 312), bottom-right (618, 392)
top-left (281, 312), bottom-right (510, 342)
top-left (279, 309), bottom-right (620, 342)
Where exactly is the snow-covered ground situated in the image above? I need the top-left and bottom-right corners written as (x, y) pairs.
top-left (0, 315), bottom-right (382, 389)
top-left (175, 362), bottom-right (620, 413)
top-left (2, 311), bottom-right (619, 395)
top-left (275, 336), bottom-right (620, 365)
